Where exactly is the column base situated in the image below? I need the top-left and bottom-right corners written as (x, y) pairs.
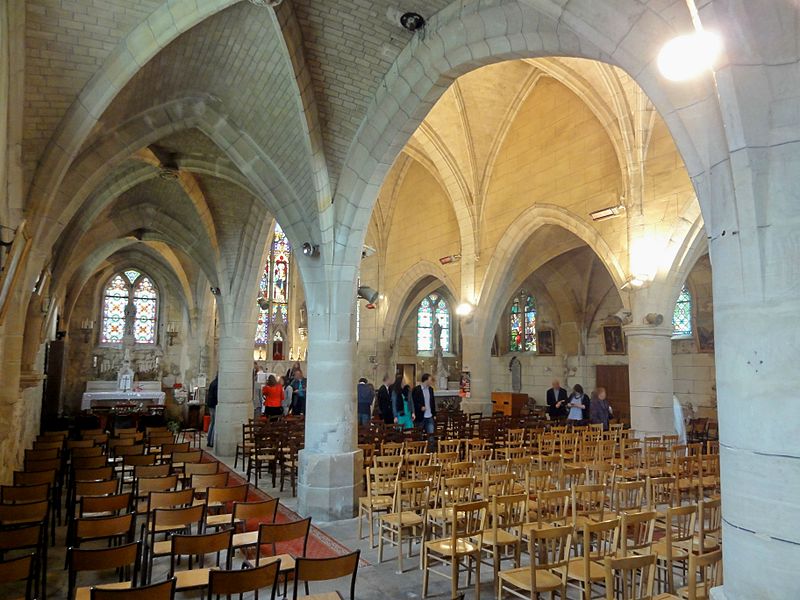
top-left (213, 401), bottom-right (253, 457)
top-left (297, 449), bottom-right (363, 521)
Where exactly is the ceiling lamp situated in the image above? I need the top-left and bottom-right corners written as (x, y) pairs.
top-left (658, 0), bottom-right (722, 81)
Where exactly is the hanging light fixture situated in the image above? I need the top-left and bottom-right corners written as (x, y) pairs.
top-left (657, 0), bottom-right (722, 82)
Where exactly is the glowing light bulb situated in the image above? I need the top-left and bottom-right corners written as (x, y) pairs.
top-left (657, 30), bottom-right (722, 81)
top-left (456, 303), bottom-right (474, 316)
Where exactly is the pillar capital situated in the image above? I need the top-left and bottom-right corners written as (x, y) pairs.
top-left (622, 324), bottom-right (673, 339)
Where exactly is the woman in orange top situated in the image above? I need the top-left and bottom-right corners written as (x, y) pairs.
top-left (262, 374), bottom-right (285, 418)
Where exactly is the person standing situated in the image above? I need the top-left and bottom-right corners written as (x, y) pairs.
top-left (566, 384), bottom-right (587, 426)
top-left (377, 374), bottom-right (393, 424)
top-left (546, 379), bottom-right (568, 420)
top-left (357, 378), bottom-right (374, 426)
top-left (389, 375), bottom-right (411, 429)
top-left (206, 375), bottom-right (218, 448)
top-left (262, 374), bottom-right (284, 418)
top-left (412, 373), bottom-right (437, 435)
top-left (281, 376), bottom-right (293, 416)
top-left (589, 387), bottom-right (613, 430)
top-left (290, 368), bottom-right (306, 415)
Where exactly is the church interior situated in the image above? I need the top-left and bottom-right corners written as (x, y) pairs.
top-left (0, 1), bottom-right (796, 599)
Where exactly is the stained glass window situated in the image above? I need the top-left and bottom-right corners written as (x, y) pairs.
top-left (417, 292), bottom-right (450, 353)
top-left (673, 285), bottom-right (692, 337)
top-left (133, 277), bottom-right (158, 344)
top-left (100, 271), bottom-right (158, 344)
top-left (509, 291), bottom-right (537, 352)
top-left (254, 223), bottom-right (291, 346)
top-left (100, 275), bottom-right (128, 343)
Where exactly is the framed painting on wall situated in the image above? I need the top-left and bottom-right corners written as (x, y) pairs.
top-left (602, 324), bottom-right (626, 355)
top-left (0, 221), bottom-right (32, 325)
top-left (536, 329), bottom-right (555, 355)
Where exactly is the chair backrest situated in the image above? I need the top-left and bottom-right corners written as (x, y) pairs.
top-left (439, 476), bottom-right (475, 507)
top-left (67, 439), bottom-right (96, 450)
top-left (536, 489), bottom-right (571, 527)
top-left (580, 517), bottom-right (620, 564)
top-left (74, 466), bottom-right (114, 482)
top-left (366, 466), bottom-right (398, 497)
top-left (183, 462), bottom-right (218, 478)
top-left (698, 497), bottom-right (722, 550)
top-left (75, 478), bottom-right (119, 498)
top-left (665, 504), bottom-right (697, 545)
top-left (527, 524), bottom-right (572, 590)
top-left (190, 472), bottom-right (229, 495)
top-left (380, 442), bottom-right (404, 456)
top-left (0, 500), bottom-right (48, 525)
top-left (449, 500), bottom-right (487, 549)
top-left (619, 510), bottom-right (657, 556)
top-left (25, 448), bottom-right (60, 461)
top-left (113, 444), bottom-right (144, 458)
top-left (292, 550), bottom-right (361, 600)
top-left (233, 498), bottom-right (279, 525)
top-left (686, 549), bottom-right (723, 600)
top-left (490, 494), bottom-right (527, 538)
top-left (13, 469), bottom-right (56, 487)
top-left (23, 457), bottom-right (61, 473)
top-left (646, 476), bottom-right (676, 510)
top-left (71, 446), bottom-right (105, 459)
top-left (0, 552), bottom-right (34, 597)
top-left (207, 483), bottom-right (249, 507)
top-left (73, 455), bottom-right (108, 470)
top-left (33, 440), bottom-right (63, 451)
top-left (0, 522), bottom-right (42, 553)
top-left (90, 577), bottom-right (176, 599)
top-left (137, 475), bottom-right (179, 498)
top-left (572, 484), bottom-right (606, 526)
top-left (132, 464), bottom-right (169, 479)
top-left (68, 541), bottom-right (141, 600)
top-left (393, 479), bottom-right (432, 515)
top-left (172, 450), bottom-right (203, 465)
top-left (603, 553), bottom-right (657, 600)
top-left (0, 483), bottom-right (50, 504)
top-left (525, 468), bottom-right (554, 495)
top-left (75, 512), bottom-right (135, 544)
top-left (160, 442), bottom-right (190, 457)
top-left (169, 529), bottom-right (233, 576)
top-left (613, 480), bottom-right (646, 513)
top-left (372, 455), bottom-right (402, 471)
top-left (124, 455), bottom-right (158, 471)
top-left (443, 460), bottom-right (475, 478)
top-left (207, 561), bottom-right (280, 599)
top-left (146, 488), bottom-right (195, 513)
top-left (256, 518), bottom-right (311, 559)
top-left (81, 492), bottom-right (132, 517)
top-left (151, 504), bottom-right (205, 532)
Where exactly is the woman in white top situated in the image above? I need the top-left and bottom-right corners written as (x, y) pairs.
top-left (566, 384), bottom-right (587, 424)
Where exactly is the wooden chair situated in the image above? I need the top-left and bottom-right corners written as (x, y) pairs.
top-left (0, 553), bottom-right (35, 600)
top-left (229, 498), bottom-right (280, 552)
top-left (207, 561), bottom-right (280, 600)
top-left (134, 475), bottom-right (179, 507)
top-left (378, 479), bottom-right (431, 573)
top-left (90, 577), bottom-right (176, 599)
top-left (427, 476), bottom-right (475, 539)
top-left (143, 504), bottom-right (205, 583)
top-left (169, 529), bottom-right (233, 592)
top-left (603, 553), bottom-right (657, 600)
top-left (613, 480), bottom-right (646, 513)
top-left (497, 524), bottom-right (572, 600)
top-left (380, 442), bottom-right (404, 456)
top-left (234, 423), bottom-right (256, 471)
top-left (292, 551), bottom-right (360, 600)
top-left (358, 466), bottom-right (397, 548)
top-left (205, 484), bottom-right (250, 529)
top-left (695, 498), bottom-right (721, 553)
top-left (558, 517), bottom-right (620, 600)
top-left (481, 493), bottom-right (526, 586)
top-left (71, 513), bottom-right (136, 552)
top-left (571, 483), bottom-right (607, 530)
top-left (523, 488), bottom-right (571, 536)
top-left (0, 523), bottom-right (45, 598)
top-left (67, 541), bottom-right (141, 600)
top-left (646, 476), bottom-right (677, 512)
top-left (190, 473), bottom-right (229, 501)
top-left (422, 500), bottom-right (488, 599)
top-left (619, 510), bottom-right (657, 557)
top-left (0, 483), bottom-right (50, 504)
top-left (667, 548), bottom-right (722, 600)
top-left (652, 504), bottom-right (696, 593)
top-left (247, 518), bottom-right (312, 598)
top-left (80, 492), bottom-right (132, 518)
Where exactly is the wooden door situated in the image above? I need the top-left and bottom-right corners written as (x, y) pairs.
top-left (595, 365), bottom-right (630, 425)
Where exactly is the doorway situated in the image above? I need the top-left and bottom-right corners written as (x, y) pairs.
top-left (396, 363), bottom-right (416, 387)
top-left (595, 365), bottom-right (630, 425)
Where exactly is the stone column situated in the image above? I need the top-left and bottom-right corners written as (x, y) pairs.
top-left (624, 325), bottom-right (675, 436)
top-left (459, 322), bottom-right (492, 414)
top-left (297, 310), bottom-right (362, 521)
top-left (214, 321), bottom-right (255, 457)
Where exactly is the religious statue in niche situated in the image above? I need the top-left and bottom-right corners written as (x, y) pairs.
top-left (509, 356), bottom-right (522, 393)
top-left (432, 320), bottom-right (449, 389)
top-left (123, 301), bottom-right (136, 337)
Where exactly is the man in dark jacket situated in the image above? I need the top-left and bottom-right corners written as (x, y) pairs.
top-left (546, 379), bottom-right (568, 420)
top-left (357, 378), bottom-right (373, 426)
top-left (377, 374), bottom-right (393, 424)
top-left (411, 373), bottom-right (437, 433)
top-left (206, 375), bottom-right (219, 448)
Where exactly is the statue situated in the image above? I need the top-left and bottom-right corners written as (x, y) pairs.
top-left (123, 301), bottom-right (136, 337)
top-left (432, 319), bottom-right (449, 389)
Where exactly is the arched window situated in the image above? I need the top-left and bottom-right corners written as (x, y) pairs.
top-left (417, 292), bottom-right (450, 353)
top-left (100, 269), bottom-right (158, 344)
top-left (509, 291), bottom-right (537, 352)
top-left (673, 285), bottom-right (693, 337)
top-left (255, 223), bottom-right (291, 345)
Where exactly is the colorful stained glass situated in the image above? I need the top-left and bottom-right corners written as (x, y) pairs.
top-left (524, 295), bottom-right (537, 352)
top-left (124, 269), bottom-right (140, 284)
top-left (509, 298), bottom-right (522, 352)
top-left (417, 293), bottom-right (450, 353)
top-left (254, 223), bottom-right (292, 346)
top-left (100, 275), bottom-right (128, 343)
top-left (673, 285), bottom-right (692, 336)
top-left (509, 291), bottom-right (536, 352)
top-left (132, 276), bottom-right (157, 344)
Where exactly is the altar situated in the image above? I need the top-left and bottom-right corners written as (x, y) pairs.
top-left (81, 381), bottom-right (165, 410)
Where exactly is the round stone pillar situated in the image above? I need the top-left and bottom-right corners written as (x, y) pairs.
top-left (297, 314), bottom-right (362, 521)
top-left (624, 325), bottom-right (675, 436)
top-left (214, 322), bottom-right (256, 457)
